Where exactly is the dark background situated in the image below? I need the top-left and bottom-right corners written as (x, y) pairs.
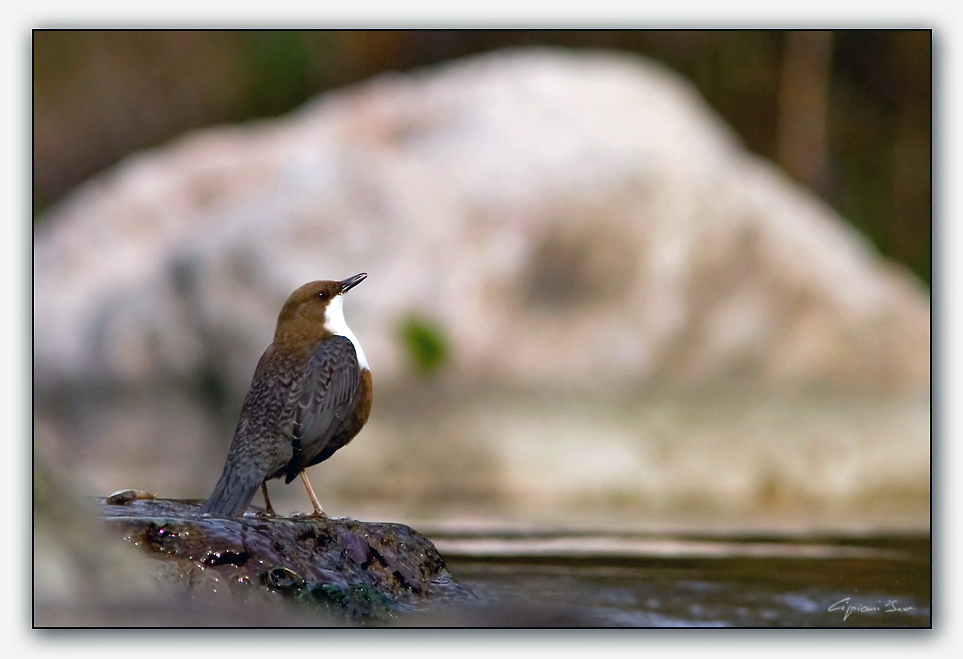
top-left (33, 29), bottom-right (931, 285)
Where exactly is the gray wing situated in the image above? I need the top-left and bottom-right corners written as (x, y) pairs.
top-left (285, 335), bottom-right (360, 481)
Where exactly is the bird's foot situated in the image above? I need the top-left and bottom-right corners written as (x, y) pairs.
top-left (289, 509), bottom-right (328, 520)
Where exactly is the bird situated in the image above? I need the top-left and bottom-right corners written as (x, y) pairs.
top-left (199, 273), bottom-right (372, 518)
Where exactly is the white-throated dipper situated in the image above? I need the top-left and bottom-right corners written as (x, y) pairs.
top-left (200, 273), bottom-right (372, 518)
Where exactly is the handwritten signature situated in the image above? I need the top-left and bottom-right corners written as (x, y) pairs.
top-left (828, 597), bottom-right (915, 622)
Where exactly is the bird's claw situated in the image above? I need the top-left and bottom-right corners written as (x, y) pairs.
top-left (290, 510), bottom-right (328, 520)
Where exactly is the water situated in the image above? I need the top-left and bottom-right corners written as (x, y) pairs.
top-left (432, 532), bottom-right (930, 627)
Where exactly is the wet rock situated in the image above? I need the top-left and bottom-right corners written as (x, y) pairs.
top-left (97, 496), bottom-right (476, 624)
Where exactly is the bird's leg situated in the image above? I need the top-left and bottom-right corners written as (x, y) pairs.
top-left (259, 482), bottom-right (277, 517)
top-left (299, 470), bottom-right (326, 517)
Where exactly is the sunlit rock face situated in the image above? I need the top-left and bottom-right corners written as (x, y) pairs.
top-left (33, 48), bottom-right (930, 525)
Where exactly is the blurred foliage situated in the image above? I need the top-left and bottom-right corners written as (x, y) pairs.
top-left (240, 31), bottom-right (316, 117)
top-left (33, 30), bottom-right (930, 285)
top-left (398, 315), bottom-right (450, 376)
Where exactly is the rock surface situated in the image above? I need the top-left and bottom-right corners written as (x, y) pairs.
top-left (95, 494), bottom-right (475, 624)
top-left (34, 47), bottom-right (928, 394)
top-left (32, 48), bottom-right (930, 525)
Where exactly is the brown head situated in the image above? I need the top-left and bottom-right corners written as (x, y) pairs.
top-left (273, 273), bottom-right (367, 349)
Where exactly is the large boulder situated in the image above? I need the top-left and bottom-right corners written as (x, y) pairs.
top-left (33, 48), bottom-right (930, 526)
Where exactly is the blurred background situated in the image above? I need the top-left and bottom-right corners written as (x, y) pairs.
top-left (33, 30), bottom-right (930, 540)
top-left (33, 31), bottom-right (931, 282)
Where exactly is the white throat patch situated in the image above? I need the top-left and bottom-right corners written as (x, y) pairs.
top-left (324, 293), bottom-right (369, 369)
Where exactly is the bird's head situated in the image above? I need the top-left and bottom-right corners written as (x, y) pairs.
top-left (274, 273), bottom-right (367, 344)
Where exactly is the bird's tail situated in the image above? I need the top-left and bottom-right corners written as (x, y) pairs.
top-left (198, 462), bottom-right (263, 518)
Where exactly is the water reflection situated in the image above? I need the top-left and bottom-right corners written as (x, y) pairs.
top-left (435, 532), bottom-right (930, 627)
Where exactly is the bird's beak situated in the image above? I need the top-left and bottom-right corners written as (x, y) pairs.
top-left (340, 273), bottom-right (367, 294)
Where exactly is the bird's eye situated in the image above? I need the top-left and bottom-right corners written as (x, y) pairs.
top-left (317, 291), bottom-right (329, 300)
